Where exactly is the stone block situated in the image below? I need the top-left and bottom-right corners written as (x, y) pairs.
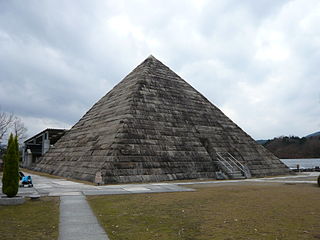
top-left (0, 196), bottom-right (25, 205)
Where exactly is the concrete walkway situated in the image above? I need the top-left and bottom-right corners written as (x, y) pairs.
top-left (177, 172), bottom-right (319, 185)
top-left (59, 195), bottom-right (109, 240)
top-left (0, 172), bottom-right (318, 198)
top-left (0, 174), bottom-right (194, 240)
top-left (0, 171), bottom-right (318, 240)
top-left (2, 173), bottom-right (195, 197)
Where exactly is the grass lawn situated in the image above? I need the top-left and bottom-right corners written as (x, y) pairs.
top-left (0, 197), bottom-right (59, 240)
top-left (88, 183), bottom-right (320, 240)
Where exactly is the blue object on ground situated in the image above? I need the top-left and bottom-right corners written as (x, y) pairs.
top-left (21, 176), bottom-right (32, 184)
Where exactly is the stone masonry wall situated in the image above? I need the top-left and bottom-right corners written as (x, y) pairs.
top-left (33, 56), bottom-right (290, 183)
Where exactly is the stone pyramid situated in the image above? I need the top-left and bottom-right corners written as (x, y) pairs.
top-left (33, 56), bottom-right (289, 183)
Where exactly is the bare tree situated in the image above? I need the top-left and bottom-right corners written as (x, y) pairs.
top-left (0, 111), bottom-right (14, 143)
top-left (0, 109), bottom-right (28, 144)
top-left (13, 116), bottom-right (28, 142)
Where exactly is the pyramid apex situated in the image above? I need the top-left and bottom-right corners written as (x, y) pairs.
top-left (146, 54), bottom-right (159, 61)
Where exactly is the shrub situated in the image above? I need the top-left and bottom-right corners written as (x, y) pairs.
top-left (2, 134), bottom-right (19, 197)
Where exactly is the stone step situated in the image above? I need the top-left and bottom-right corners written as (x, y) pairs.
top-left (230, 174), bottom-right (246, 179)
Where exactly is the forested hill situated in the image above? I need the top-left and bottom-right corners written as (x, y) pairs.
top-left (305, 131), bottom-right (320, 138)
top-left (263, 136), bottom-right (320, 159)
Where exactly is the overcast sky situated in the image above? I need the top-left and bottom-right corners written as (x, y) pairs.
top-left (1, 0), bottom-right (319, 140)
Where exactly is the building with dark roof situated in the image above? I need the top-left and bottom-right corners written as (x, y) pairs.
top-left (22, 128), bottom-right (67, 168)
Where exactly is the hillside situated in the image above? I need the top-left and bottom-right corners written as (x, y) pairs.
top-left (256, 139), bottom-right (267, 145)
top-left (263, 136), bottom-right (320, 159)
top-left (305, 131), bottom-right (320, 138)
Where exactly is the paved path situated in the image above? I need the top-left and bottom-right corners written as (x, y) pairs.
top-left (59, 195), bottom-right (109, 240)
top-left (177, 172), bottom-right (319, 186)
top-left (0, 173), bottom-right (194, 240)
top-left (0, 171), bottom-right (318, 240)
top-left (0, 173), bottom-right (194, 197)
top-left (0, 172), bottom-right (318, 197)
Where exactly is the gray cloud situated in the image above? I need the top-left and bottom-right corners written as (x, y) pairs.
top-left (0, 0), bottom-right (319, 139)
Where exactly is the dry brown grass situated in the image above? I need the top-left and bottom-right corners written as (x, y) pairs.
top-left (88, 183), bottom-right (320, 240)
top-left (0, 197), bottom-right (59, 240)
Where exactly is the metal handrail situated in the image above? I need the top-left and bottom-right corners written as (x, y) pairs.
top-left (216, 153), bottom-right (233, 173)
top-left (226, 152), bottom-right (249, 176)
top-left (221, 157), bottom-right (234, 170)
top-left (216, 152), bottom-right (250, 177)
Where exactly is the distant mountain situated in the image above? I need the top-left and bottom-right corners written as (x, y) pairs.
top-left (263, 136), bottom-right (320, 159)
top-left (256, 139), bottom-right (267, 145)
top-left (305, 131), bottom-right (320, 138)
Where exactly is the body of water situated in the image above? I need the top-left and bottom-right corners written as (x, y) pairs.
top-left (280, 158), bottom-right (320, 169)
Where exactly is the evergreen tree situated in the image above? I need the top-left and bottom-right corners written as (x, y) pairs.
top-left (14, 135), bottom-right (20, 161)
top-left (2, 134), bottom-right (19, 197)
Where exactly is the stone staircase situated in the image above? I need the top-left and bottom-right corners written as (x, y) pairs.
top-left (215, 152), bottom-right (250, 180)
